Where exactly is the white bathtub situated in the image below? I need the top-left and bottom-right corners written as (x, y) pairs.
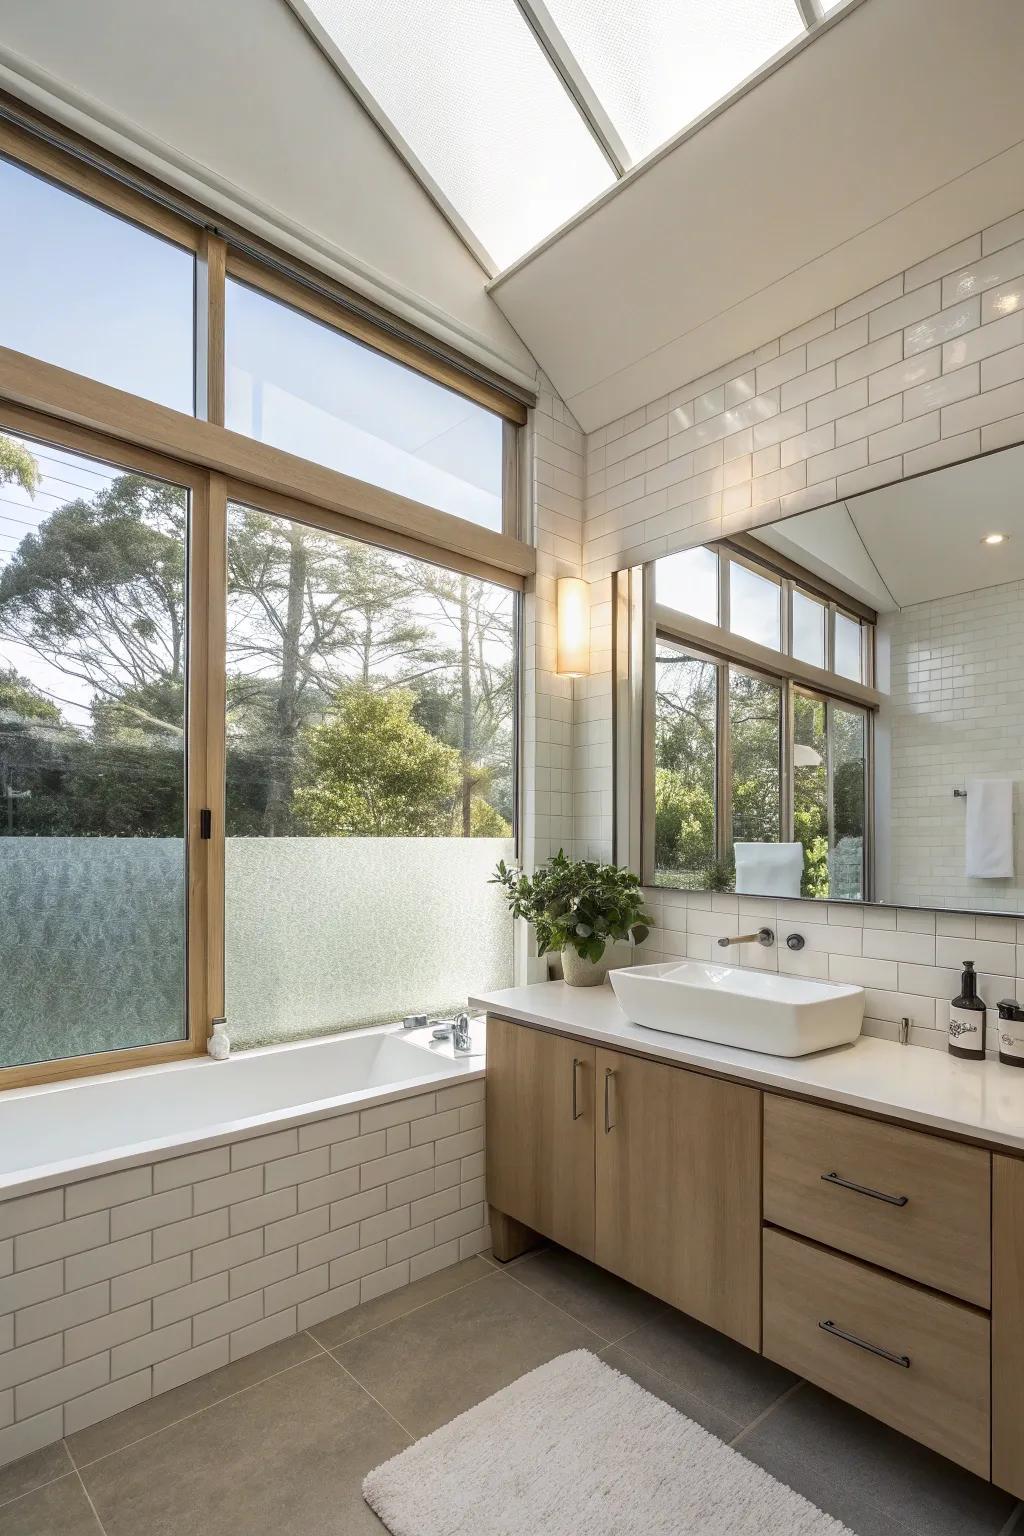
top-left (0, 1022), bottom-right (485, 1197)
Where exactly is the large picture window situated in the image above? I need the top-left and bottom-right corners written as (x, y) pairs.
top-left (222, 503), bottom-right (517, 1046)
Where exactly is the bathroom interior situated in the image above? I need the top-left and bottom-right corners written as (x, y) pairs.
top-left (0, 0), bottom-right (1023, 1532)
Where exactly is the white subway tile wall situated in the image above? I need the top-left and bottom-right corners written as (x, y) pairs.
top-left (882, 579), bottom-right (1024, 912)
top-left (582, 211), bottom-right (1024, 585)
top-left (0, 1080), bottom-right (486, 1467)
top-left (640, 891), bottom-right (1024, 1057)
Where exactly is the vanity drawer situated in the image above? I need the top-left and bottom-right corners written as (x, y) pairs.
top-left (763, 1228), bottom-right (990, 1477)
top-left (763, 1095), bottom-right (990, 1305)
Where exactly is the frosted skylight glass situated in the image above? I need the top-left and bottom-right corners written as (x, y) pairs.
top-left (541, 0), bottom-right (805, 163)
top-left (302, 0), bottom-right (614, 269)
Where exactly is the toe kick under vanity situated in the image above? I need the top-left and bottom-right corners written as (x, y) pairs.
top-left (475, 983), bottom-right (1024, 1497)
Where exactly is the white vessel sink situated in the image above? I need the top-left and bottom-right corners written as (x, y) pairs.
top-left (609, 961), bottom-right (864, 1057)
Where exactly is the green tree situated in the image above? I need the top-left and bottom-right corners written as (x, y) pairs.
top-left (0, 667), bottom-right (60, 723)
top-left (294, 685), bottom-right (462, 836)
top-left (0, 434), bottom-right (38, 496)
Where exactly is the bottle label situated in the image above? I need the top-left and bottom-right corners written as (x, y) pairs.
top-left (1000, 1031), bottom-right (1024, 1059)
top-left (949, 1006), bottom-right (983, 1041)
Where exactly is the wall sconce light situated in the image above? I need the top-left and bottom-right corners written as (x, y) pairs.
top-left (557, 577), bottom-right (590, 677)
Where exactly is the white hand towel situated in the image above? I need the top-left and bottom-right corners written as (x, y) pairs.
top-left (965, 779), bottom-right (1014, 879)
top-left (734, 841), bottom-right (804, 898)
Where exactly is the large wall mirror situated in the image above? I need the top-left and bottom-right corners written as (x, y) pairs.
top-left (634, 443), bottom-right (1024, 915)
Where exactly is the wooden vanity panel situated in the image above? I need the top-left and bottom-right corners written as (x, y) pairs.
top-left (993, 1154), bottom-right (1024, 1499)
top-left (764, 1095), bottom-right (991, 1306)
top-left (594, 1046), bottom-right (761, 1349)
top-left (485, 1016), bottom-right (596, 1260)
top-left (764, 1228), bottom-right (990, 1479)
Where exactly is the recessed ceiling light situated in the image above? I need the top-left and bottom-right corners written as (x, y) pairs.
top-left (982, 532), bottom-right (1010, 545)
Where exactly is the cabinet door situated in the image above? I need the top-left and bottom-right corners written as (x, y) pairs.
top-left (993, 1154), bottom-right (1024, 1498)
top-left (595, 1047), bottom-right (761, 1348)
top-left (485, 1016), bottom-right (596, 1259)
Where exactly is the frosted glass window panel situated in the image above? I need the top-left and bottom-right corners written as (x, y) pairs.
top-left (225, 837), bottom-right (513, 1047)
top-left (226, 281), bottom-right (504, 530)
top-left (730, 562), bottom-right (781, 650)
top-left (792, 589), bottom-right (826, 667)
top-left (0, 158), bottom-right (194, 412)
top-left (834, 611), bottom-right (864, 681)
top-left (542, 0), bottom-right (805, 163)
top-left (299, 0), bottom-right (614, 268)
top-left (0, 434), bottom-right (189, 1067)
top-left (657, 546), bottom-right (719, 624)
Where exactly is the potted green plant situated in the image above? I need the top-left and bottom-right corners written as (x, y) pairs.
top-left (493, 850), bottom-right (652, 987)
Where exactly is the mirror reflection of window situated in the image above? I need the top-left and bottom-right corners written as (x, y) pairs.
top-left (729, 561), bottom-right (781, 650)
top-left (653, 643), bottom-right (718, 889)
top-left (729, 668), bottom-right (782, 849)
top-left (657, 545), bottom-right (719, 624)
top-left (792, 589), bottom-right (826, 668)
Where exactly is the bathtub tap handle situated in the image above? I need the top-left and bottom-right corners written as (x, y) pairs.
top-left (451, 1013), bottom-right (472, 1055)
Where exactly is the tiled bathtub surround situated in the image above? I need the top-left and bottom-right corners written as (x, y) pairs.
top-left (583, 208), bottom-right (1024, 584)
top-left (642, 890), bottom-right (1024, 1056)
top-left (0, 1080), bottom-right (486, 1469)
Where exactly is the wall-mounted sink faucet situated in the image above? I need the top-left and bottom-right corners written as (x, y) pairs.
top-left (718, 928), bottom-right (775, 948)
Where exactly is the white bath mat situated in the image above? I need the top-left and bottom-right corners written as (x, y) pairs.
top-left (363, 1348), bottom-right (852, 1535)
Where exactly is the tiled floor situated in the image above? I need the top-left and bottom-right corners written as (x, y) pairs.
top-left (1, 1246), bottom-right (1019, 1536)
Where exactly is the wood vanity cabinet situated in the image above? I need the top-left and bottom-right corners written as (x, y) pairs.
top-left (485, 1012), bottom-right (1024, 1492)
top-left (485, 1016), bottom-right (761, 1349)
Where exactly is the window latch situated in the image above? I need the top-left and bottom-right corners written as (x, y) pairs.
top-left (199, 808), bottom-right (212, 840)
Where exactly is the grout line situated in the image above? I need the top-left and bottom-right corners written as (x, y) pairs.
top-left (996, 1503), bottom-right (1024, 1536)
top-left (607, 1332), bottom-right (758, 1436)
top-left (728, 1379), bottom-right (805, 1449)
top-left (317, 1264), bottom-right (496, 1355)
top-left (75, 1465), bottom-right (109, 1536)
top-left (0, 1448), bottom-right (75, 1511)
top-left (327, 1350), bottom-right (416, 1444)
top-left (498, 1262), bottom-right (615, 1348)
top-left (70, 1344), bottom-right (323, 1472)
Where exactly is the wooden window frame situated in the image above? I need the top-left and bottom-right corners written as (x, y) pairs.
top-left (0, 128), bottom-right (532, 1088)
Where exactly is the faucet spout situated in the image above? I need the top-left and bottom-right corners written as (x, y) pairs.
top-left (717, 928), bottom-right (775, 949)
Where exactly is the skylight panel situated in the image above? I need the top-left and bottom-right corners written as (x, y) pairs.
top-left (300, 0), bottom-right (615, 270)
top-left (539, 0), bottom-right (806, 164)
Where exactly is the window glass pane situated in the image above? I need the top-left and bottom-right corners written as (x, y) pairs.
top-left (730, 562), bottom-right (781, 649)
top-left (543, 0), bottom-right (804, 164)
top-left (224, 504), bottom-right (516, 1047)
top-left (653, 644), bottom-right (717, 889)
top-left (0, 158), bottom-right (194, 412)
top-left (730, 667), bottom-right (782, 853)
top-left (300, 0), bottom-right (613, 267)
top-left (226, 281), bottom-right (505, 531)
top-left (792, 589), bottom-right (826, 668)
top-left (656, 546), bottom-right (718, 625)
top-left (793, 691), bottom-right (829, 898)
top-left (831, 706), bottom-right (866, 902)
top-left (834, 611), bottom-right (864, 681)
top-left (0, 430), bottom-right (188, 1067)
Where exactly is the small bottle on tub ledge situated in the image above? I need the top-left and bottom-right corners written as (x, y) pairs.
top-left (997, 999), bottom-right (1024, 1067)
top-left (208, 1017), bottom-right (231, 1060)
top-left (947, 961), bottom-right (986, 1060)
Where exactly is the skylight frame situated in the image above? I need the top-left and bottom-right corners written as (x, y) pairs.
top-left (283, 0), bottom-right (864, 282)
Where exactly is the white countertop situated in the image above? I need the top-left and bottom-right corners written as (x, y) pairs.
top-left (471, 981), bottom-right (1024, 1154)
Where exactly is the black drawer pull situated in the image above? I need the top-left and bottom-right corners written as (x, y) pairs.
top-left (819, 1318), bottom-right (910, 1368)
top-left (821, 1171), bottom-right (909, 1207)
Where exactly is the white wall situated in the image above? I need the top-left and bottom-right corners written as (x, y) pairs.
top-left (0, 0), bottom-right (535, 388)
top-left (880, 581), bottom-right (1024, 913)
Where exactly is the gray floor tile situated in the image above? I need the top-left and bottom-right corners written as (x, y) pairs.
top-left (67, 1331), bottom-right (319, 1466)
top-left (80, 1355), bottom-right (403, 1536)
top-left (335, 1268), bottom-right (598, 1437)
top-left (0, 1474), bottom-right (102, 1536)
top-left (740, 1383), bottom-right (1017, 1536)
top-left (600, 1343), bottom-right (744, 1443)
top-left (618, 1302), bottom-right (798, 1430)
top-left (0, 1439), bottom-right (72, 1509)
top-left (308, 1255), bottom-right (491, 1350)
top-left (510, 1244), bottom-right (667, 1342)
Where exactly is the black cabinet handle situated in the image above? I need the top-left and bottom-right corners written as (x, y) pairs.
top-left (821, 1171), bottom-right (908, 1207)
top-left (603, 1067), bottom-right (616, 1134)
top-left (819, 1318), bottom-right (910, 1368)
top-left (571, 1058), bottom-right (583, 1121)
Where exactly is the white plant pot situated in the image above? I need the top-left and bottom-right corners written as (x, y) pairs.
top-left (561, 946), bottom-right (611, 988)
